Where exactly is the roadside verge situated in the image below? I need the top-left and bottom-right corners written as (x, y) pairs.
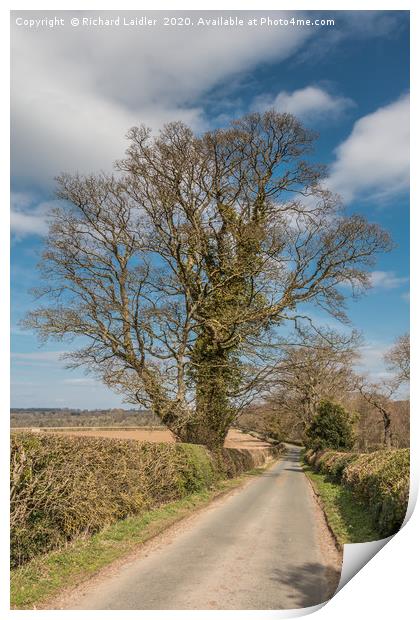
top-left (302, 462), bottom-right (382, 547)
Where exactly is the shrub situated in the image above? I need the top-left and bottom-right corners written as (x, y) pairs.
top-left (306, 400), bottom-right (355, 451)
top-left (10, 433), bottom-right (281, 567)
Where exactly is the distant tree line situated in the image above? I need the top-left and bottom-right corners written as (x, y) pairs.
top-left (10, 408), bottom-right (161, 428)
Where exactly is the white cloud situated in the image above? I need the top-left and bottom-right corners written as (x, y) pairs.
top-left (255, 86), bottom-right (354, 121)
top-left (355, 339), bottom-right (409, 397)
top-left (328, 95), bottom-right (409, 202)
top-left (340, 269), bottom-right (408, 292)
top-left (11, 192), bottom-right (60, 238)
top-left (11, 14), bottom-right (312, 185)
top-left (369, 271), bottom-right (408, 290)
top-left (355, 341), bottom-right (391, 382)
top-left (11, 207), bottom-right (48, 237)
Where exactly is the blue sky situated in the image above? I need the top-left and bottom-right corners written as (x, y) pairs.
top-left (11, 10), bottom-right (409, 408)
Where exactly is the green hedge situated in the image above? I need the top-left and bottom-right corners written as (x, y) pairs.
top-left (11, 433), bottom-right (280, 568)
top-left (304, 448), bottom-right (410, 537)
top-left (306, 449), bottom-right (358, 482)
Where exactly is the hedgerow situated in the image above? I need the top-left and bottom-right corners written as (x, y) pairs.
top-left (342, 449), bottom-right (410, 536)
top-left (304, 447), bottom-right (409, 537)
top-left (11, 432), bottom-right (280, 568)
top-left (315, 451), bottom-right (358, 482)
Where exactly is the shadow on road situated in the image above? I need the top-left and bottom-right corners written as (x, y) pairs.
top-left (270, 562), bottom-right (341, 609)
top-left (282, 449), bottom-right (303, 473)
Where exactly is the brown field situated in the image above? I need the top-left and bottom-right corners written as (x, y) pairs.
top-left (18, 427), bottom-right (271, 450)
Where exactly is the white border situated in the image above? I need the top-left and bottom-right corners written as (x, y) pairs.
top-left (2, 2), bottom-right (418, 619)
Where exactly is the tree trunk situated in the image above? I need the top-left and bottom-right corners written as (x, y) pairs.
top-left (175, 421), bottom-right (228, 451)
top-left (181, 333), bottom-right (238, 450)
top-left (383, 412), bottom-right (393, 448)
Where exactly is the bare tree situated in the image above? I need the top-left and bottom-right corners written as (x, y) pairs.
top-left (265, 329), bottom-right (359, 438)
top-left (356, 379), bottom-right (395, 448)
top-left (356, 333), bottom-right (409, 449)
top-left (24, 111), bottom-right (392, 449)
top-left (343, 390), bottom-right (409, 451)
top-left (385, 333), bottom-right (410, 386)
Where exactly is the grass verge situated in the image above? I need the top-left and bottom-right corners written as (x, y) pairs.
top-left (11, 464), bottom-right (271, 609)
top-left (303, 464), bottom-right (382, 546)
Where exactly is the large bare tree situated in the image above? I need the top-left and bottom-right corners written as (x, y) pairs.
top-left (24, 112), bottom-right (392, 449)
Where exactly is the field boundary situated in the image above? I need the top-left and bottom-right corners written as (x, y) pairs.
top-left (11, 425), bottom-right (167, 432)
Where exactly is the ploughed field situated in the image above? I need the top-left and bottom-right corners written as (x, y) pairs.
top-left (15, 427), bottom-right (272, 450)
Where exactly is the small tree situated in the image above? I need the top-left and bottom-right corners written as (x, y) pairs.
top-left (306, 400), bottom-right (355, 451)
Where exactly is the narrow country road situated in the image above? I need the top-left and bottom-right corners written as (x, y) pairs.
top-left (60, 445), bottom-right (342, 610)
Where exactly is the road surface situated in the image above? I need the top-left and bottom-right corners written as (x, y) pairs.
top-left (60, 445), bottom-right (342, 610)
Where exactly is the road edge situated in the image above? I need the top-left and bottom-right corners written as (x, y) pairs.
top-left (303, 468), bottom-right (343, 552)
